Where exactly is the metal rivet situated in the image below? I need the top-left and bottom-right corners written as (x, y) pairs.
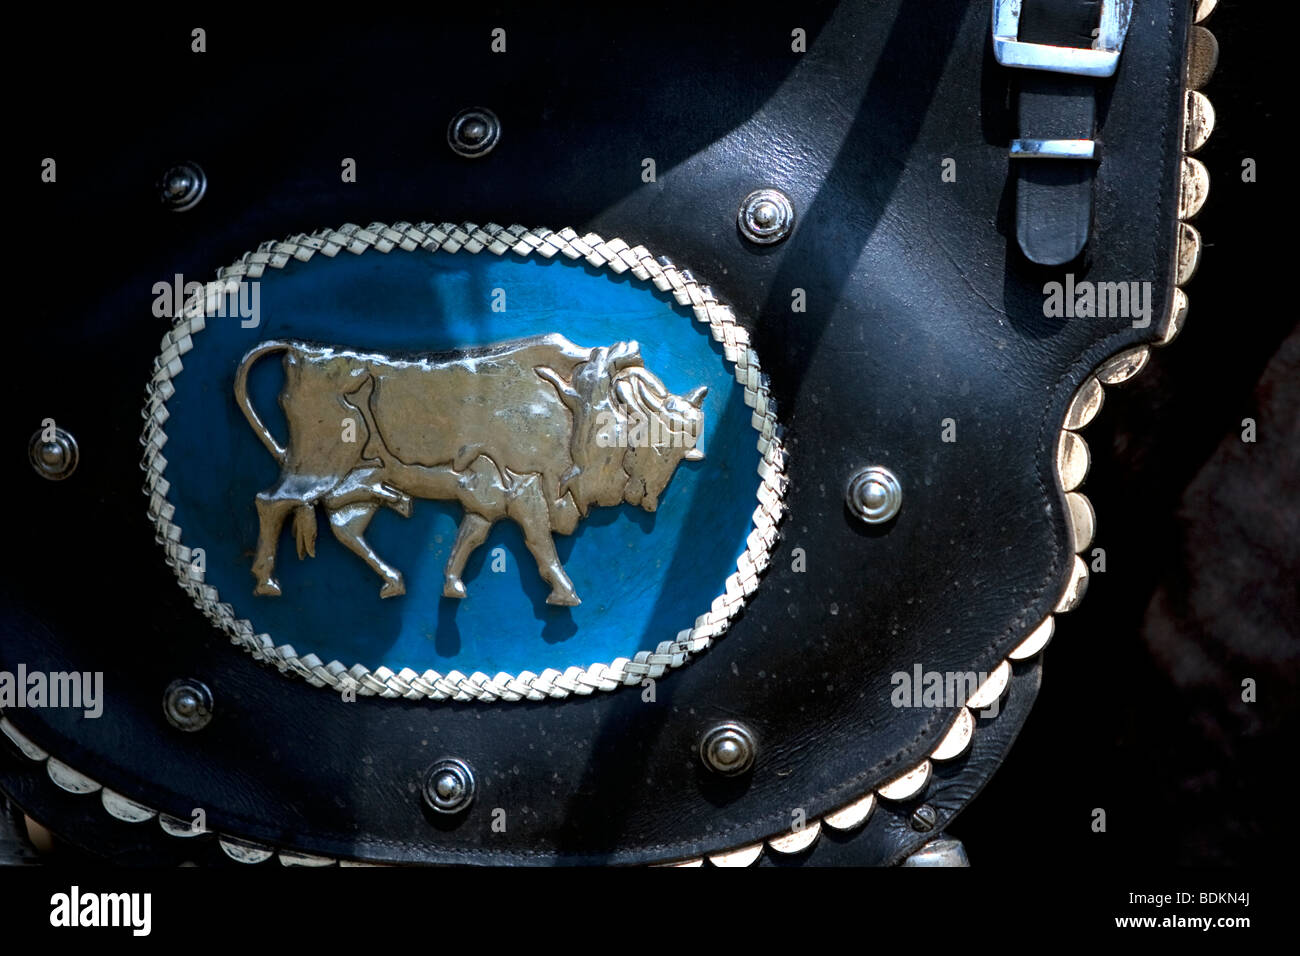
top-left (910, 804), bottom-right (938, 833)
top-left (163, 679), bottom-right (213, 732)
top-left (423, 758), bottom-right (476, 814)
top-left (447, 107), bottom-right (501, 159)
top-left (737, 188), bottom-right (795, 245)
top-left (846, 465), bottom-right (902, 524)
top-left (700, 721), bottom-right (757, 775)
top-left (29, 427), bottom-right (79, 481)
top-left (159, 162), bottom-right (206, 212)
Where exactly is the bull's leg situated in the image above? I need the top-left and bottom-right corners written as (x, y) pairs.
top-left (443, 513), bottom-right (492, 599)
top-left (343, 479), bottom-right (410, 518)
top-left (252, 493), bottom-right (299, 597)
top-left (329, 480), bottom-right (410, 517)
top-left (507, 475), bottom-right (580, 607)
top-left (327, 503), bottom-right (406, 598)
top-left (325, 468), bottom-right (412, 518)
top-left (384, 484), bottom-right (414, 518)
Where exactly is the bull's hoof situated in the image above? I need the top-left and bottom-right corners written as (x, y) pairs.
top-left (546, 589), bottom-right (581, 607)
top-left (379, 576), bottom-right (406, 599)
top-left (389, 492), bottom-right (413, 518)
top-left (442, 578), bottom-right (467, 599)
top-left (254, 579), bottom-right (282, 597)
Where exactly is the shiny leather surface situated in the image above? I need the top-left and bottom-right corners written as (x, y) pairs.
top-left (2, 1), bottom-right (1191, 864)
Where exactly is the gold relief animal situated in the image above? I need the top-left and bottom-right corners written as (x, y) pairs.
top-left (234, 334), bottom-right (706, 605)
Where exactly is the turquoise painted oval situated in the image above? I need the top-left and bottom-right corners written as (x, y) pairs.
top-left (157, 228), bottom-right (772, 686)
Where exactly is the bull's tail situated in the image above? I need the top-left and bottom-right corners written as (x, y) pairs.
top-left (234, 340), bottom-right (294, 465)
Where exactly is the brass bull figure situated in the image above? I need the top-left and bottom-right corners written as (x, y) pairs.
top-left (234, 333), bottom-right (706, 606)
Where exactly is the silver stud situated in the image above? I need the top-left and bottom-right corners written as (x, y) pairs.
top-left (159, 162), bottom-right (206, 212)
top-left (846, 465), bottom-right (902, 524)
top-left (447, 107), bottom-right (501, 159)
top-left (737, 188), bottom-right (795, 245)
top-left (700, 721), bottom-right (757, 775)
top-left (163, 679), bottom-right (213, 732)
top-left (29, 426), bottom-right (79, 481)
top-left (423, 758), bottom-right (476, 814)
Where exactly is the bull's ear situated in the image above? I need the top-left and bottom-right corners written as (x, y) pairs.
top-left (684, 385), bottom-right (708, 408)
top-left (684, 448), bottom-right (705, 461)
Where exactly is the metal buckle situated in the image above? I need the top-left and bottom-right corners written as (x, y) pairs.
top-left (992, 0), bottom-right (1133, 77)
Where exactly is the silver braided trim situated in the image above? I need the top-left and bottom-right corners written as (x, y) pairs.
top-left (139, 222), bottom-right (788, 702)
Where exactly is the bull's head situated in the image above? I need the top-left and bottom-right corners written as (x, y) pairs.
top-left (537, 341), bottom-right (706, 515)
top-left (614, 368), bottom-right (706, 513)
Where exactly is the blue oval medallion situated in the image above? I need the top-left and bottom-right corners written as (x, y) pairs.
top-left (142, 224), bottom-right (785, 700)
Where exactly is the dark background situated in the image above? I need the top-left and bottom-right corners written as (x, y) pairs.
top-left (959, 0), bottom-right (1296, 866)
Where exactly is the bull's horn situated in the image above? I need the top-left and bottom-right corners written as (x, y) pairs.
top-left (684, 447), bottom-right (705, 461)
top-left (684, 385), bottom-right (708, 408)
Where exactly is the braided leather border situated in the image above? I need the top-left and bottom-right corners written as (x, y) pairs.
top-left (139, 222), bottom-right (787, 702)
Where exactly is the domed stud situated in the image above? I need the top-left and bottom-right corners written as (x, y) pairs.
top-left (422, 757), bottom-right (476, 814)
top-left (846, 465), bottom-right (902, 525)
top-left (447, 107), bottom-right (501, 159)
top-left (163, 679), bottom-right (214, 732)
top-left (737, 188), bottom-right (795, 245)
top-left (699, 721), bottom-right (757, 776)
top-left (28, 426), bottom-right (78, 480)
top-left (159, 162), bottom-right (206, 212)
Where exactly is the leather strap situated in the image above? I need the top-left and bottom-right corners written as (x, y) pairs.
top-left (1012, 0), bottom-right (1108, 265)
